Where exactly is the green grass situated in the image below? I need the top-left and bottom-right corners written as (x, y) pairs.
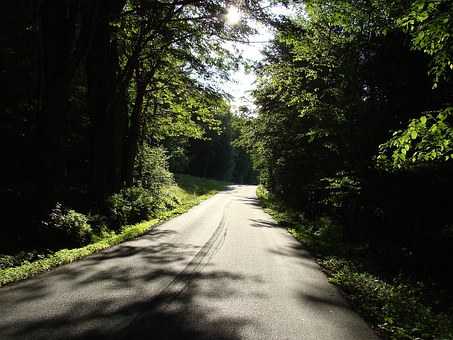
top-left (174, 173), bottom-right (230, 196)
top-left (0, 175), bottom-right (229, 287)
top-left (256, 185), bottom-right (453, 340)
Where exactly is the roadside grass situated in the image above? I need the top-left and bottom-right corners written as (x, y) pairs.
top-left (256, 185), bottom-right (453, 340)
top-left (0, 175), bottom-right (229, 287)
top-left (174, 174), bottom-right (230, 196)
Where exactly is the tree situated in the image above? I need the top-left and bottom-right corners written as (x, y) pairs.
top-left (378, 0), bottom-right (453, 170)
top-left (247, 0), bottom-right (453, 278)
top-left (1, 0), bottom-right (280, 250)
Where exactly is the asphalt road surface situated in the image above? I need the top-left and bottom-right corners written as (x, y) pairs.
top-left (0, 186), bottom-right (379, 340)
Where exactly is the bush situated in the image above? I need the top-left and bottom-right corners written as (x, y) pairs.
top-left (107, 186), bottom-right (157, 227)
top-left (1, 176), bottom-right (228, 287)
top-left (0, 255), bottom-right (14, 270)
top-left (43, 203), bottom-right (93, 247)
top-left (159, 187), bottom-right (182, 210)
top-left (257, 188), bottom-right (453, 340)
top-left (87, 213), bottom-right (109, 232)
top-left (256, 185), bottom-right (270, 203)
top-left (105, 146), bottom-right (176, 226)
top-left (323, 258), bottom-right (453, 340)
top-left (136, 145), bottom-right (174, 194)
top-left (0, 251), bottom-right (51, 270)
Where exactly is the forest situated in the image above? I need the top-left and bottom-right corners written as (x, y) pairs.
top-left (245, 0), bottom-right (453, 282)
top-left (1, 0), bottom-right (259, 254)
top-left (241, 0), bottom-right (453, 338)
top-left (1, 1), bottom-right (453, 339)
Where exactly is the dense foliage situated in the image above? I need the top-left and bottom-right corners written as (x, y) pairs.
top-left (2, 1), bottom-right (452, 336)
top-left (0, 174), bottom-right (229, 286)
top-left (245, 5), bottom-right (453, 337)
top-left (257, 186), bottom-right (453, 340)
top-left (1, 1), bottom-right (258, 253)
top-left (244, 0), bottom-right (453, 291)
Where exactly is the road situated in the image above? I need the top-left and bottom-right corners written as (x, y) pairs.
top-left (0, 186), bottom-right (379, 340)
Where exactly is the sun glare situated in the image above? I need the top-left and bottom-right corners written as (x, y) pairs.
top-left (226, 6), bottom-right (241, 25)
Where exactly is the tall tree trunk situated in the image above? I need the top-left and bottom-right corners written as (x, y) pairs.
top-left (34, 1), bottom-right (100, 218)
top-left (87, 0), bottom-right (128, 206)
top-left (35, 1), bottom-right (76, 217)
top-left (124, 71), bottom-right (147, 186)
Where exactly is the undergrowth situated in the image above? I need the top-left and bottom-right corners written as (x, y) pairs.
top-left (0, 175), bottom-right (229, 287)
top-left (256, 185), bottom-right (453, 340)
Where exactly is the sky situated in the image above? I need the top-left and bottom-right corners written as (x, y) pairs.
top-left (222, 4), bottom-right (295, 113)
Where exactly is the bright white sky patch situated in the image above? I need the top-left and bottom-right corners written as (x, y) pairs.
top-left (226, 6), bottom-right (242, 25)
top-left (222, 3), bottom-right (296, 114)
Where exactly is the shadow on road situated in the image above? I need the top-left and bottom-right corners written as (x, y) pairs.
top-left (233, 195), bottom-right (263, 208)
top-left (248, 218), bottom-right (283, 229)
top-left (1, 187), bottom-right (376, 340)
top-left (0, 227), bottom-right (254, 340)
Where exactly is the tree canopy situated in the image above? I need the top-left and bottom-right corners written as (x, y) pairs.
top-left (1, 0), bottom-right (263, 250)
top-left (1, 1), bottom-right (453, 336)
top-left (242, 0), bottom-right (453, 284)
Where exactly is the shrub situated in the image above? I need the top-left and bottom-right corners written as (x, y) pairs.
top-left (323, 258), bottom-right (453, 340)
top-left (136, 145), bottom-right (174, 194)
top-left (0, 251), bottom-right (51, 270)
top-left (107, 186), bottom-right (156, 227)
top-left (159, 187), bottom-right (182, 210)
top-left (256, 185), bottom-right (270, 203)
top-left (106, 146), bottom-right (177, 227)
top-left (43, 203), bottom-right (93, 247)
top-left (257, 188), bottom-right (453, 340)
top-left (87, 213), bottom-right (109, 232)
top-left (0, 255), bottom-right (14, 270)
